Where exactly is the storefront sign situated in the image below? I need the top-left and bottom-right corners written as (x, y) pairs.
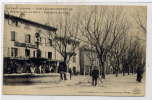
top-left (14, 41), bottom-right (37, 49)
top-left (26, 43), bottom-right (37, 49)
top-left (14, 42), bottom-right (26, 47)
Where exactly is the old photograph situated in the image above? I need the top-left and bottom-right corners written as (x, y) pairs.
top-left (2, 4), bottom-right (147, 96)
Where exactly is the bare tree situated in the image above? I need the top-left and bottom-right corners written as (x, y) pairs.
top-left (49, 13), bottom-right (80, 73)
top-left (134, 8), bottom-right (147, 34)
top-left (86, 45), bottom-right (98, 74)
top-left (110, 34), bottom-right (129, 77)
top-left (80, 6), bottom-right (130, 79)
top-left (133, 7), bottom-right (147, 43)
top-left (119, 35), bottom-right (145, 78)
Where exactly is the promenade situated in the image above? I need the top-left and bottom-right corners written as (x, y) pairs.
top-left (3, 74), bottom-right (145, 96)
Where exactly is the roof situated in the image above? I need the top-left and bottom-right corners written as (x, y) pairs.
top-left (4, 14), bottom-right (57, 32)
top-left (80, 45), bottom-right (96, 52)
top-left (54, 36), bottom-right (80, 45)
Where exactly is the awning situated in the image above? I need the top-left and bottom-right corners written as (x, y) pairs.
top-left (46, 59), bottom-right (63, 63)
top-left (29, 57), bottom-right (47, 62)
top-left (4, 57), bottom-right (29, 62)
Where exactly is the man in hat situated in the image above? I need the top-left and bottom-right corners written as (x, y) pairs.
top-left (91, 66), bottom-right (99, 86)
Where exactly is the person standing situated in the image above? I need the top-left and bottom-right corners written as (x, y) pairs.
top-left (136, 64), bottom-right (144, 82)
top-left (58, 62), bottom-right (67, 80)
top-left (91, 66), bottom-right (99, 86)
top-left (30, 63), bottom-right (35, 74)
top-left (68, 68), bottom-right (72, 80)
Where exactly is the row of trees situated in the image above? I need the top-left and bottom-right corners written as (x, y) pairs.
top-left (80, 6), bottom-right (146, 78)
top-left (47, 6), bottom-right (146, 79)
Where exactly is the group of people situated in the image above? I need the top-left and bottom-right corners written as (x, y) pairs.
top-left (58, 63), bottom-right (145, 87)
top-left (4, 60), bottom-right (56, 74)
top-left (58, 62), bottom-right (101, 86)
top-left (4, 60), bottom-right (19, 73)
top-left (5, 60), bottom-right (145, 86)
top-left (91, 65), bottom-right (145, 86)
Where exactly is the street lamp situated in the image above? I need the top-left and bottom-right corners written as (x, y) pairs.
top-left (35, 32), bottom-right (41, 58)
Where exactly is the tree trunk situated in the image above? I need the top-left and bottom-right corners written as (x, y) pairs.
top-left (64, 56), bottom-right (68, 72)
top-left (101, 62), bottom-right (105, 79)
top-left (97, 53), bottom-right (106, 79)
top-left (123, 72), bottom-right (125, 76)
top-left (63, 56), bottom-right (67, 80)
top-left (131, 66), bottom-right (134, 75)
top-left (99, 59), bottom-right (105, 79)
top-left (122, 66), bottom-right (125, 76)
top-left (128, 68), bottom-right (130, 75)
top-left (116, 72), bottom-right (118, 77)
top-left (116, 68), bottom-right (118, 77)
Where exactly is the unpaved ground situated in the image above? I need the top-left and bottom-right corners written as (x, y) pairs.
top-left (3, 74), bottom-right (145, 96)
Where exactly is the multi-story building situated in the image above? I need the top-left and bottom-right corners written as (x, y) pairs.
top-left (79, 45), bottom-right (99, 75)
top-left (3, 13), bottom-right (80, 74)
top-left (68, 49), bottom-right (80, 74)
top-left (3, 14), bottom-right (63, 73)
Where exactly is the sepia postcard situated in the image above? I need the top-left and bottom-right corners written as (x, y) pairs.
top-left (2, 4), bottom-right (147, 96)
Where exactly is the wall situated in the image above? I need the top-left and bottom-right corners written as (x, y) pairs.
top-left (3, 18), bottom-right (63, 61)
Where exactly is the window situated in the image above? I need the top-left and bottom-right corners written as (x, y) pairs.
top-left (39, 37), bottom-right (42, 42)
top-left (73, 55), bottom-right (76, 63)
top-left (11, 48), bottom-right (18, 57)
top-left (11, 31), bottom-right (16, 41)
top-left (37, 49), bottom-right (41, 58)
top-left (12, 19), bottom-right (19, 27)
top-left (8, 19), bottom-right (11, 25)
top-left (44, 38), bottom-right (47, 46)
top-left (15, 21), bottom-right (18, 26)
top-left (25, 34), bottom-right (31, 43)
top-left (25, 49), bottom-right (30, 57)
top-left (49, 39), bottom-right (52, 46)
top-left (33, 51), bottom-right (36, 57)
top-left (24, 24), bottom-right (30, 29)
top-left (48, 52), bottom-right (52, 59)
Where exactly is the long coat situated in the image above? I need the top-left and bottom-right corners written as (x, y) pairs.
top-left (91, 69), bottom-right (99, 78)
top-left (58, 64), bottom-right (66, 72)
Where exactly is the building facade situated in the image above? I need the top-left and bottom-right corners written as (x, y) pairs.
top-left (79, 45), bottom-right (99, 75)
top-left (68, 49), bottom-right (80, 74)
top-left (3, 14), bottom-right (80, 74)
top-left (3, 14), bottom-right (62, 73)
